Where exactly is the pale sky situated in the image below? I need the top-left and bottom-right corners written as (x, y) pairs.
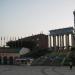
top-left (0, 0), bottom-right (75, 37)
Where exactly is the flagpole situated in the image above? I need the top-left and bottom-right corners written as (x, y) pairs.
top-left (18, 36), bottom-right (19, 48)
top-left (1, 37), bottom-right (2, 47)
top-left (15, 37), bottom-right (16, 48)
top-left (4, 37), bottom-right (5, 47)
top-left (20, 36), bottom-right (22, 48)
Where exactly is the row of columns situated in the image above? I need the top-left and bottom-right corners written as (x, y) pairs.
top-left (0, 56), bottom-right (14, 64)
top-left (48, 34), bottom-right (74, 50)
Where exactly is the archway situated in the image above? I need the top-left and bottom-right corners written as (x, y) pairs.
top-left (3, 56), bottom-right (8, 64)
top-left (0, 56), bottom-right (2, 64)
top-left (9, 56), bottom-right (13, 65)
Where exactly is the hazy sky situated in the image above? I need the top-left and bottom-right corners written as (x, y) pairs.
top-left (0, 0), bottom-right (75, 37)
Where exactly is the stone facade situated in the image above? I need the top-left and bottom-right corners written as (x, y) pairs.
top-left (0, 47), bottom-right (20, 64)
top-left (48, 27), bottom-right (75, 50)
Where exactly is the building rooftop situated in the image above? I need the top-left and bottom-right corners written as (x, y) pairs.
top-left (49, 27), bottom-right (74, 35)
top-left (0, 47), bottom-right (20, 53)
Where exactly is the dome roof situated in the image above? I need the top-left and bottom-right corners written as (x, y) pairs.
top-left (19, 47), bottom-right (30, 55)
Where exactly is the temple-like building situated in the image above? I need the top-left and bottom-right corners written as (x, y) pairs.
top-left (48, 11), bottom-right (75, 50)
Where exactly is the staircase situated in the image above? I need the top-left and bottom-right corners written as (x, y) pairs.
top-left (61, 51), bottom-right (70, 65)
top-left (31, 56), bottom-right (48, 66)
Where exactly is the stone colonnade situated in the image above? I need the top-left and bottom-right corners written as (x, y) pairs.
top-left (0, 52), bottom-right (20, 65)
top-left (48, 33), bottom-right (75, 50)
top-left (0, 56), bottom-right (17, 65)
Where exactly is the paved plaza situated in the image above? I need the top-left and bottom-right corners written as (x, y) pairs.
top-left (0, 65), bottom-right (75, 75)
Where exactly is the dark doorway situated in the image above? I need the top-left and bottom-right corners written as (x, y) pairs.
top-left (9, 56), bottom-right (13, 65)
top-left (0, 56), bottom-right (2, 64)
top-left (3, 56), bottom-right (8, 64)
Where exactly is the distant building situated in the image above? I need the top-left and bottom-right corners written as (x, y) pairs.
top-left (0, 47), bottom-right (33, 65)
top-left (48, 11), bottom-right (75, 50)
top-left (48, 27), bottom-right (75, 50)
top-left (24, 34), bottom-right (48, 49)
top-left (7, 34), bottom-right (48, 49)
top-left (0, 47), bottom-right (20, 64)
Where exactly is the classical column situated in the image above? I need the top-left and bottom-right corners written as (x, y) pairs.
top-left (57, 35), bottom-right (59, 47)
top-left (48, 35), bottom-right (51, 48)
top-left (61, 35), bottom-right (64, 48)
top-left (53, 35), bottom-right (56, 48)
top-left (65, 34), bottom-right (69, 48)
top-left (59, 35), bottom-right (61, 48)
top-left (59, 35), bottom-right (64, 50)
top-left (71, 34), bottom-right (75, 47)
top-left (59, 35), bottom-right (62, 49)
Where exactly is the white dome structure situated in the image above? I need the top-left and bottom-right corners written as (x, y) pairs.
top-left (19, 47), bottom-right (30, 55)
